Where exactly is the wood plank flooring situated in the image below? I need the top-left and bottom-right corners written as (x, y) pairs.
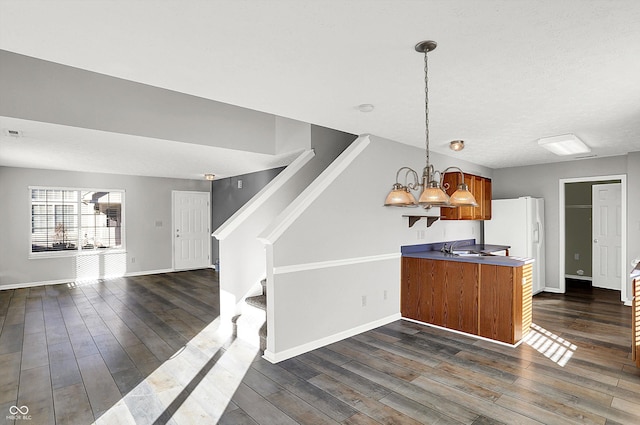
top-left (1, 272), bottom-right (639, 424)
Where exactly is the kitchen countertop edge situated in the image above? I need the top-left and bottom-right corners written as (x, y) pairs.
top-left (403, 251), bottom-right (533, 267)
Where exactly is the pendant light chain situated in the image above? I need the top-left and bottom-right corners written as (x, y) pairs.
top-left (383, 40), bottom-right (479, 208)
top-left (423, 48), bottom-right (431, 182)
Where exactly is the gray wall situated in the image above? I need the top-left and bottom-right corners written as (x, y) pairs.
top-left (211, 167), bottom-right (285, 263)
top-left (629, 152), bottom-right (640, 270)
top-left (0, 50), bottom-right (277, 154)
top-left (264, 134), bottom-right (492, 358)
top-left (493, 154), bottom-right (637, 297)
top-left (0, 166), bottom-right (210, 287)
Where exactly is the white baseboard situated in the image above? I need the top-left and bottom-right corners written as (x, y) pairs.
top-left (543, 287), bottom-right (564, 294)
top-left (124, 268), bottom-right (174, 278)
top-left (565, 274), bottom-right (592, 281)
top-left (0, 268), bottom-right (175, 291)
top-left (262, 313), bottom-right (401, 364)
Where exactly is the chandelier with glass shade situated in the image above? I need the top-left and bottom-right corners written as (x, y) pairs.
top-left (384, 40), bottom-right (478, 209)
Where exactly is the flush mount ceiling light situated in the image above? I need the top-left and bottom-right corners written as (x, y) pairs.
top-left (358, 103), bottom-right (375, 112)
top-left (384, 41), bottom-right (477, 208)
top-left (204, 173), bottom-right (216, 181)
top-left (449, 140), bottom-right (464, 151)
top-left (538, 134), bottom-right (590, 156)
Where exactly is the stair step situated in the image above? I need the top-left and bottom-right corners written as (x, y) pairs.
top-left (246, 294), bottom-right (266, 311)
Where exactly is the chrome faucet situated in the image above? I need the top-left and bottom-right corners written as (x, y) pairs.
top-left (441, 242), bottom-right (456, 254)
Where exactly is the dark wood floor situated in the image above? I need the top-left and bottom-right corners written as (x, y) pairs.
top-left (1, 272), bottom-right (639, 424)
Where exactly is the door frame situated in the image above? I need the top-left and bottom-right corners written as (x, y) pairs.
top-left (558, 175), bottom-right (628, 304)
top-left (171, 190), bottom-right (211, 271)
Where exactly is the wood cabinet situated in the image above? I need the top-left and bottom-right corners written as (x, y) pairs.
top-left (441, 172), bottom-right (491, 220)
top-left (401, 258), bottom-right (532, 344)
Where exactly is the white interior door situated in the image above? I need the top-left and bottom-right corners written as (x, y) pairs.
top-left (173, 191), bottom-right (210, 270)
top-left (592, 183), bottom-right (622, 290)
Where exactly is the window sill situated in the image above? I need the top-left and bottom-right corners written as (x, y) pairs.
top-left (29, 249), bottom-right (126, 260)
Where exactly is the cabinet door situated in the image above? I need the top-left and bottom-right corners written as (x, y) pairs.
top-left (479, 264), bottom-right (515, 344)
top-left (441, 173), bottom-right (491, 220)
top-left (482, 178), bottom-right (492, 220)
top-left (427, 259), bottom-right (447, 326)
top-left (444, 261), bottom-right (479, 334)
top-left (440, 173), bottom-right (461, 220)
top-left (458, 174), bottom-right (476, 220)
top-left (401, 257), bottom-right (422, 321)
top-left (458, 174), bottom-right (484, 220)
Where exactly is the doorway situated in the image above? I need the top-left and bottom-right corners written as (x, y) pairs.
top-left (559, 175), bottom-right (629, 304)
top-left (172, 191), bottom-right (211, 270)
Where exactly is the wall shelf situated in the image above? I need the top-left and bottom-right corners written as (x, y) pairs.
top-left (403, 215), bottom-right (441, 228)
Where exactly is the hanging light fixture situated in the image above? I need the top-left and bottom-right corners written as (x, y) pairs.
top-left (384, 40), bottom-right (478, 208)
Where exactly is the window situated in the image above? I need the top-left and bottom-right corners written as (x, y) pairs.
top-left (31, 188), bottom-right (124, 254)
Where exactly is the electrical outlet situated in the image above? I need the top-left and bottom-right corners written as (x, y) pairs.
top-left (131, 257), bottom-right (136, 263)
top-left (237, 179), bottom-right (243, 189)
top-left (383, 290), bottom-right (388, 300)
top-left (362, 295), bottom-right (367, 307)
top-left (574, 253), bottom-right (580, 260)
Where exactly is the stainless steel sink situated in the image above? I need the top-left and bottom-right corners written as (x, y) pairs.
top-left (451, 250), bottom-right (493, 257)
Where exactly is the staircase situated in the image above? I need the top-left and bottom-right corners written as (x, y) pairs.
top-left (237, 279), bottom-right (267, 352)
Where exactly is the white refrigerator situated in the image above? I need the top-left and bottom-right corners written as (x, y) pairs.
top-left (484, 197), bottom-right (545, 294)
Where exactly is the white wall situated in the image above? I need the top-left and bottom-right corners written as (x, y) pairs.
top-left (260, 135), bottom-right (491, 362)
top-left (0, 166), bottom-right (209, 288)
top-left (493, 154), bottom-right (638, 298)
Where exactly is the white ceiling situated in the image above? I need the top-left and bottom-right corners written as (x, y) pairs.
top-left (1, 0), bottom-right (640, 179)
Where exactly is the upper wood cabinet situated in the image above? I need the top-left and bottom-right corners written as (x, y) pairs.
top-left (441, 172), bottom-right (492, 220)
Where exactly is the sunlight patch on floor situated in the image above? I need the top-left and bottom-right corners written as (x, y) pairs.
top-left (94, 317), bottom-right (259, 424)
top-left (523, 323), bottom-right (576, 367)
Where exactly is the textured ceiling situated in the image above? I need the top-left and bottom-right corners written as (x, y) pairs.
top-left (1, 0), bottom-right (640, 179)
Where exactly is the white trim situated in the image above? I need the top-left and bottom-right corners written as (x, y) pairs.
top-left (401, 317), bottom-right (526, 348)
top-left (29, 248), bottom-right (127, 260)
top-left (0, 268), bottom-right (174, 291)
top-left (565, 274), bottom-right (593, 281)
top-left (212, 149), bottom-right (314, 240)
top-left (559, 174), bottom-right (628, 303)
top-left (262, 313), bottom-right (401, 363)
top-left (274, 253), bottom-right (400, 275)
top-left (543, 287), bottom-right (564, 294)
top-left (258, 135), bottom-right (371, 245)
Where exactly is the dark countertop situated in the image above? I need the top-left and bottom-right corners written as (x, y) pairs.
top-left (402, 239), bottom-right (534, 267)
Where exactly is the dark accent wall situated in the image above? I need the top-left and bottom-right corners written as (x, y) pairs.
top-left (211, 167), bottom-right (285, 263)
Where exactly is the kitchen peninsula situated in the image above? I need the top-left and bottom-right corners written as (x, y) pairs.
top-left (401, 239), bottom-right (534, 345)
